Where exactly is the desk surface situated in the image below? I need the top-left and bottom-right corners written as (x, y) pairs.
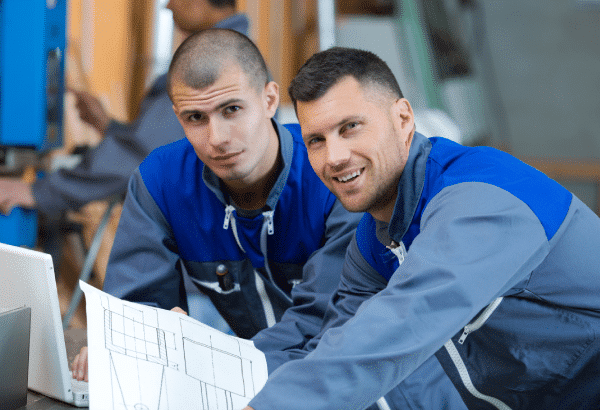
top-left (20, 328), bottom-right (87, 409)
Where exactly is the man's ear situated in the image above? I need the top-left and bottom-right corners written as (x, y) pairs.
top-left (391, 98), bottom-right (414, 132)
top-left (264, 81), bottom-right (280, 118)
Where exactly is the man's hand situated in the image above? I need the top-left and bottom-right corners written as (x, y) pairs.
top-left (69, 307), bottom-right (185, 383)
top-left (69, 88), bottom-right (111, 135)
top-left (171, 306), bottom-right (188, 315)
top-left (0, 179), bottom-right (36, 215)
top-left (71, 346), bottom-right (89, 382)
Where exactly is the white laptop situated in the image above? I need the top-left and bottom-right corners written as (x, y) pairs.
top-left (0, 242), bottom-right (89, 407)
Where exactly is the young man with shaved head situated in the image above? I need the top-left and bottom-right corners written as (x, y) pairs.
top-left (244, 47), bottom-right (600, 410)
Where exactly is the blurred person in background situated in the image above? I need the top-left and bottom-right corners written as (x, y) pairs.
top-left (0, 0), bottom-right (247, 223)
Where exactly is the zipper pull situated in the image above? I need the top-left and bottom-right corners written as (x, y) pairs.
top-left (263, 210), bottom-right (274, 235)
top-left (390, 246), bottom-right (405, 264)
top-left (458, 325), bottom-right (472, 344)
top-left (223, 205), bottom-right (235, 230)
top-left (387, 241), bottom-right (406, 264)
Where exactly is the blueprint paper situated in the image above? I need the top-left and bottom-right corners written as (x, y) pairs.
top-left (80, 281), bottom-right (268, 410)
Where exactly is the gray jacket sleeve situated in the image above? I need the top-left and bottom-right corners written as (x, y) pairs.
top-left (249, 182), bottom-right (549, 410)
top-left (251, 199), bottom-right (362, 371)
top-left (102, 168), bottom-right (188, 311)
top-left (32, 120), bottom-right (148, 216)
top-left (32, 76), bottom-right (184, 217)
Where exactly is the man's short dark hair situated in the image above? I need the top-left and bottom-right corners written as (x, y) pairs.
top-left (208, 0), bottom-right (236, 8)
top-left (288, 47), bottom-right (403, 108)
top-left (167, 28), bottom-right (268, 100)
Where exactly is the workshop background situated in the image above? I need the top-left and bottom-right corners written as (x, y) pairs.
top-left (4, 0), bottom-right (599, 327)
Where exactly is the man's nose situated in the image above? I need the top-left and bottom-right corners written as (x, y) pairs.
top-left (207, 119), bottom-right (230, 148)
top-left (326, 137), bottom-right (351, 168)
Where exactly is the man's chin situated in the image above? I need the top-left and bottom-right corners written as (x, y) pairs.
top-left (337, 196), bottom-right (368, 214)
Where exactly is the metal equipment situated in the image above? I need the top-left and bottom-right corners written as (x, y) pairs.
top-left (0, 0), bottom-right (68, 247)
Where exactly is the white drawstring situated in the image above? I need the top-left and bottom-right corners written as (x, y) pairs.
top-left (260, 210), bottom-right (292, 304)
top-left (222, 206), bottom-right (292, 306)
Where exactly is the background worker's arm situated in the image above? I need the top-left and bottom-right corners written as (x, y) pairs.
top-left (33, 78), bottom-right (184, 217)
top-left (0, 179), bottom-right (36, 215)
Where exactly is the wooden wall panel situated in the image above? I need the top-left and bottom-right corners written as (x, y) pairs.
top-left (243, 0), bottom-right (317, 104)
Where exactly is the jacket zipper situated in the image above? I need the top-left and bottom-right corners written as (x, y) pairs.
top-left (222, 206), bottom-right (289, 327)
top-left (444, 297), bottom-right (511, 409)
top-left (458, 297), bottom-right (503, 344)
top-left (444, 340), bottom-right (512, 409)
top-left (374, 241), bottom-right (406, 410)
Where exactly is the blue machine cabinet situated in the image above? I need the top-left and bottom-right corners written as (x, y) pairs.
top-left (0, 0), bottom-right (67, 247)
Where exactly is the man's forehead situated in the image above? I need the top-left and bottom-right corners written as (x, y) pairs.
top-left (171, 70), bottom-right (254, 110)
top-left (297, 78), bottom-right (364, 124)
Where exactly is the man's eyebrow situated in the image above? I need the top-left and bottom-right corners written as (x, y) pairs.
top-left (179, 108), bottom-right (203, 118)
top-left (179, 99), bottom-right (245, 118)
top-left (303, 116), bottom-right (363, 141)
top-left (216, 98), bottom-right (244, 110)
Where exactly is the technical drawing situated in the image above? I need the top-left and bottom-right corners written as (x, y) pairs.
top-left (180, 318), bottom-right (261, 409)
top-left (104, 305), bottom-right (178, 369)
top-left (91, 290), bottom-right (267, 410)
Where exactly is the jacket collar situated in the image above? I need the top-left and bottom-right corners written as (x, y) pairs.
top-left (375, 131), bottom-right (431, 245)
top-left (202, 118), bottom-right (293, 211)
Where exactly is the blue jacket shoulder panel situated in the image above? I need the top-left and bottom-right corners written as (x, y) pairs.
top-left (425, 137), bottom-right (572, 240)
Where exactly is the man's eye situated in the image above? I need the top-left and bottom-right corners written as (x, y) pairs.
top-left (308, 137), bottom-right (324, 146)
top-left (187, 113), bottom-right (204, 122)
top-left (341, 122), bottom-right (359, 133)
top-left (224, 106), bottom-right (241, 115)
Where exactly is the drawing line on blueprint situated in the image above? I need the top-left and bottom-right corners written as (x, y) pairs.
top-left (103, 304), bottom-right (178, 369)
top-left (179, 317), bottom-right (260, 400)
top-left (98, 294), bottom-right (263, 410)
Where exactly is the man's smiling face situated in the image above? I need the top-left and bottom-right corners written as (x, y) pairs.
top-left (297, 76), bottom-right (414, 222)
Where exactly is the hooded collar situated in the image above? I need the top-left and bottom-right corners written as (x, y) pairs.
top-left (202, 118), bottom-right (294, 212)
top-left (375, 131), bottom-right (432, 246)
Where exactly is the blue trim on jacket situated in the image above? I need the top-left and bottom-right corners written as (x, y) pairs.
top-left (358, 135), bottom-right (572, 281)
top-left (138, 123), bottom-right (336, 269)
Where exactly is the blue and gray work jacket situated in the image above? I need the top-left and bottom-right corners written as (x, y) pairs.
top-left (248, 132), bottom-right (600, 410)
top-left (103, 120), bottom-right (360, 340)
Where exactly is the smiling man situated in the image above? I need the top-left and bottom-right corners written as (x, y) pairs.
top-left (244, 47), bottom-right (600, 410)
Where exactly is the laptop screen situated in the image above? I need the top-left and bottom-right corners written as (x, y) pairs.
top-left (0, 242), bottom-right (73, 403)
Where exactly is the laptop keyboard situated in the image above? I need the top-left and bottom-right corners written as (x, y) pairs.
top-left (70, 372), bottom-right (89, 407)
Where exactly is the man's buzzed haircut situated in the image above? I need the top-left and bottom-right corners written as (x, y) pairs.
top-left (289, 47), bottom-right (403, 109)
top-left (168, 29), bottom-right (268, 100)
